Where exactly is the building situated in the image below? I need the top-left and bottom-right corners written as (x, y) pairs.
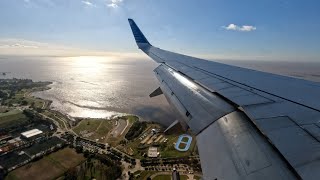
top-left (172, 168), bottom-right (180, 180)
top-left (0, 135), bottom-right (12, 143)
top-left (0, 165), bottom-right (5, 180)
top-left (147, 147), bottom-right (159, 158)
top-left (21, 129), bottom-right (44, 141)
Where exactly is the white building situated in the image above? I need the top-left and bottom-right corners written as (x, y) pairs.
top-left (21, 129), bottom-right (43, 139)
top-left (148, 147), bottom-right (159, 158)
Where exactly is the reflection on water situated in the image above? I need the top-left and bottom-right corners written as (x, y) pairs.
top-left (1, 56), bottom-right (320, 126)
top-left (0, 56), bottom-right (176, 125)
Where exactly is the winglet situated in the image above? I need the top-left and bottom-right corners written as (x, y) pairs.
top-left (128, 19), bottom-right (152, 49)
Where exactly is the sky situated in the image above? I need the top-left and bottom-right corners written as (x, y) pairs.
top-left (0, 0), bottom-right (320, 61)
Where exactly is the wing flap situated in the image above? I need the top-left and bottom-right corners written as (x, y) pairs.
top-left (197, 111), bottom-right (296, 179)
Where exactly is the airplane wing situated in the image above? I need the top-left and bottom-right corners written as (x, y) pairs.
top-left (128, 19), bottom-right (320, 180)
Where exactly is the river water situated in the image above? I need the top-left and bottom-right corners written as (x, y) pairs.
top-left (1, 55), bottom-right (320, 125)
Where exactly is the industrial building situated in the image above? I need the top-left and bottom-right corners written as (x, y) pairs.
top-left (21, 129), bottom-right (43, 141)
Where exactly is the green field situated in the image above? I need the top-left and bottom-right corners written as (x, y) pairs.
top-left (181, 136), bottom-right (189, 142)
top-left (178, 142), bottom-right (187, 149)
top-left (4, 90), bottom-right (45, 109)
top-left (153, 174), bottom-right (171, 180)
top-left (73, 119), bottom-right (102, 134)
top-left (125, 115), bottom-right (139, 123)
top-left (6, 148), bottom-right (86, 180)
top-left (72, 119), bottom-right (114, 143)
top-left (0, 109), bottom-right (28, 128)
top-left (133, 170), bottom-right (156, 180)
top-left (42, 110), bottom-right (66, 128)
top-left (0, 106), bottom-right (9, 113)
top-left (153, 174), bottom-right (188, 180)
top-left (72, 116), bottom-right (139, 145)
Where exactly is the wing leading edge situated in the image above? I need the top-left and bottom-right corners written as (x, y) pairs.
top-left (128, 19), bottom-right (320, 180)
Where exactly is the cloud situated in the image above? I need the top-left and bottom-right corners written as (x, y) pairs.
top-left (0, 39), bottom-right (41, 49)
top-left (82, 0), bottom-right (95, 7)
top-left (22, 0), bottom-right (56, 8)
top-left (0, 38), bottom-right (72, 56)
top-left (107, 0), bottom-right (123, 8)
top-left (0, 38), bottom-right (148, 57)
top-left (239, 25), bottom-right (257, 32)
top-left (223, 24), bottom-right (256, 32)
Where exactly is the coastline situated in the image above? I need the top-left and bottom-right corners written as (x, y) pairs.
top-left (31, 80), bottom-right (134, 122)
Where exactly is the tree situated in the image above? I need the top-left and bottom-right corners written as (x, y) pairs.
top-left (21, 100), bottom-right (28, 105)
top-left (64, 167), bottom-right (77, 180)
top-left (75, 146), bottom-right (83, 153)
top-left (125, 121), bottom-right (147, 140)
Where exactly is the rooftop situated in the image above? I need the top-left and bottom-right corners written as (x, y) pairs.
top-left (21, 129), bottom-right (43, 138)
top-left (148, 147), bottom-right (159, 158)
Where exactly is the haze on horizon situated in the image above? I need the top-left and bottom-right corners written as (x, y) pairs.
top-left (0, 0), bottom-right (320, 62)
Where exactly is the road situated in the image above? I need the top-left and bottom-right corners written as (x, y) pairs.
top-left (39, 111), bottom-right (76, 136)
top-left (39, 113), bottom-right (62, 129)
top-left (111, 119), bottom-right (127, 137)
top-left (41, 101), bottom-right (46, 109)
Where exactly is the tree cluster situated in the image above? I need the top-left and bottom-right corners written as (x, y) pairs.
top-left (125, 121), bottom-right (147, 140)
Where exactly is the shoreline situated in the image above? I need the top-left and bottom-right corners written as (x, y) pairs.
top-left (29, 79), bottom-right (144, 125)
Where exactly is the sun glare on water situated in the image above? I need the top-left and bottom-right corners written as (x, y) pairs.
top-left (67, 56), bottom-right (106, 74)
top-left (53, 56), bottom-right (126, 119)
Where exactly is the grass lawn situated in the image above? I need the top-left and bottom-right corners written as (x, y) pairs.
top-left (125, 115), bottom-right (139, 123)
top-left (6, 148), bottom-right (85, 180)
top-left (153, 174), bottom-right (171, 180)
top-left (73, 116), bottom-right (138, 146)
top-left (153, 174), bottom-right (188, 180)
top-left (181, 136), bottom-right (190, 142)
top-left (0, 109), bottom-right (22, 117)
top-left (89, 120), bottom-right (113, 142)
top-left (178, 142), bottom-right (187, 149)
top-left (6, 157), bottom-right (65, 180)
top-left (73, 118), bottom-right (116, 143)
top-left (5, 90), bottom-right (45, 109)
top-left (42, 110), bottom-right (66, 128)
top-left (73, 119), bottom-right (102, 135)
top-left (0, 109), bottom-right (28, 128)
top-left (133, 170), bottom-right (156, 180)
top-left (48, 148), bottom-right (86, 168)
top-left (181, 175), bottom-right (188, 180)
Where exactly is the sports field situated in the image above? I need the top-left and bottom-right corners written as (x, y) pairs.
top-left (6, 148), bottom-right (85, 180)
